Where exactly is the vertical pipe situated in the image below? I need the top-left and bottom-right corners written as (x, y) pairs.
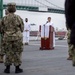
top-left (0, 0), bottom-right (3, 50)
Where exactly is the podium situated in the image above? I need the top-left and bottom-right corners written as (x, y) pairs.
top-left (39, 25), bottom-right (54, 50)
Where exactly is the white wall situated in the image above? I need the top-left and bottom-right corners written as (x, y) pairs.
top-left (3, 10), bottom-right (66, 31)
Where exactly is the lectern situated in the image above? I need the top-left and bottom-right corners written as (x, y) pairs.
top-left (39, 25), bottom-right (54, 50)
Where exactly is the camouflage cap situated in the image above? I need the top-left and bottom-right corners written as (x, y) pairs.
top-left (7, 2), bottom-right (16, 6)
top-left (7, 2), bottom-right (16, 13)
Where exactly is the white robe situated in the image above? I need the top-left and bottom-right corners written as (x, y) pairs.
top-left (23, 22), bottom-right (31, 43)
top-left (41, 25), bottom-right (49, 38)
top-left (46, 22), bottom-right (55, 47)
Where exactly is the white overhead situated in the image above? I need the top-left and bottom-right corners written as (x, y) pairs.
top-left (3, 0), bottom-right (65, 10)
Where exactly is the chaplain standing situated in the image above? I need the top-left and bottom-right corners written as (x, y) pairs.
top-left (40, 17), bottom-right (55, 50)
top-left (46, 17), bottom-right (55, 48)
top-left (23, 18), bottom-right (31, 45)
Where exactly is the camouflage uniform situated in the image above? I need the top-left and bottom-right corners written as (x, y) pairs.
top-left (66, 26), bottom-right (75, 64)
top-left (0, 13), bottom-right (24, 66)
top-left (0, 3), bottom-right (24, 73)
top-left (69, 45), bottom-right (75, 65)
top-left (0, 8), bottom-right (9, 63)
top-left (65, 0), bottom-right (75, 66)
top-left (0, 19), bottom-right (1, 54)
top-left (0, 19), bottom-right (4, 63)
top-left (67, 29), bottom-right (73, 59)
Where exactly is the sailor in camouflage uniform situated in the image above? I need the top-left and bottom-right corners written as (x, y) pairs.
top-left (65, 0), bottom-right (75, 66)
top-left (0, 3), bottom-right (24, 73)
